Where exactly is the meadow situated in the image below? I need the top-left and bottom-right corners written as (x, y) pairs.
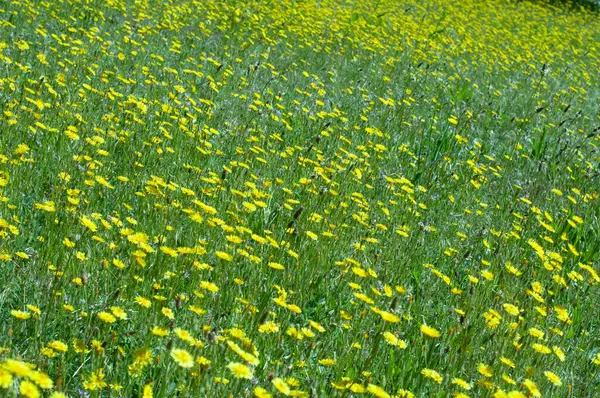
top-left (1, 0), bottom-right (600, 396)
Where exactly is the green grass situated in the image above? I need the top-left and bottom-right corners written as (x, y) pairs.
top-left (1, 0), bottom-right (600, 397)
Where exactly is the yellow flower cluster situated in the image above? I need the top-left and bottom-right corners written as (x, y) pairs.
top-left (1, 0), bottom-right (599, 396)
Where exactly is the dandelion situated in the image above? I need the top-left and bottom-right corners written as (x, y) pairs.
top-left (2, 0), bottom-right (599, 395)
top-left (227, 362), bottom-right (253, 379)
top-left (383, 332), bottom-right (407, 348)
top-left (110, 306), bottom-right (128, 320)
top-left (97, 312), bottom-right (116, 323)
top-left (477, 363), bottom-right (493, 377)
top-left (523, 379), bottom-right (541, 397)
top-left (34, 201), bottom-right (56, 212)
top-left (215, 251), bottom-right (233, 261)
top-left (259, 321), bottom-right (280, 334)
top-left (84, 369), bottom-right (107, 391)
top-left (151, 327), bottom-right (169, 337)
top-left (451, 378), bottom-right (472, 390)
top-left (318, 358), bottom-right (336, 366)
top-left (370, 306), bottom-right (400, 323)
top-left (0, 369), bottom-right (13, 388)
top-left (421, 368), bottom-right (443, 383)
top-left (254, 387), bottom-right (272, 398)
top-left (142, 383), bottom-right (153, 398)
top-left (10, 310), bottom-right (31, 320)
top-left (500, 357), bottom-right (516, 368)
top-left (420, 324), bottom-right (441, 338)
top-left (305, 231), bottom-right (318, 240)
top-left (367, 383), bottom-right (391, 398)
top-left (272, 378), bottom-right (291, 395)
top-left (3, 359), bottom-right (34, 377)
top-left (80, 216), bottom-right (98, 232)
top-left (161, 307), bottom-right (174, 320)
top-left (170, 349), bottom-right (194, 368)
top-left (29, 371), bottom-right (53, 389)
top-left (135, 296), bottom-right (152, 308)
top-left (47, 341), bottom-right (68, 353)
top-left (543, 371), bottom-right (562, 386)
top-left (503, 304), bottom-right (521, 316)
top-left (20, 380), bottom-right (40, 398)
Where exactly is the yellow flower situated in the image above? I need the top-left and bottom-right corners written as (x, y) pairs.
top-left (2, 359), bottom-right (34, 377)
top-left (79, 215), bottom-right (98, 232)
top-left (84, 369), bottom-right (107, 391)
top-left (215, 251), bottom-right (233, 261)
top-left (47, 341), bottom-right (68, 353)
top-left (170, 348), bottom-right (194, 368)
top-left (259, 321), bottom-right (279, 334)
top-left (523, 379), bottom-right (541, 397)
top-left (305, 231), bottom-right (318, 240)
top-left (383, 332), bottom-right (407, 348)
top-left (175, 328), bottom-right (193, 343)
top-left (421, 368), bottom-right (443, 383)
top-left (227, 362), bottom-right (253, 379)
top-left (367, 383), bottom-right (391, 398)
top-left (451, 378), bottom-right (471, 390)
top-left (226, 341), bottom-right (259, 366)
top-left (553, 346), bottom-right (566, 362)
top-left (528, 328), bottom-right (545, 340)
top-left (420, 324), bottom-right (441, 338)
top-left (10, 310), bottom-right (31, 320)
top-left (477, 363), bottom-right (493, 377)
top-left (40, 347), bottom-right (56, 358)
top-left (142, 383), bottom-right (153, 398)
top-left (199, 281), bottom-right (219, 292)
top-left (318, 358), bottom-right (336, 366)
top-left (543, 371), bottom-right (562, 386)
top-left (502, 374), bottom-right (517, 385)
top-left (482, 309), bottom-right (502, 329)
top-left (254, 387), bottom-right (272, 398)
top-left (110, 306), bottom-right (127, 320)
top-left (370, 306), bottom-right (400, 323)
top-left (161, 307), bottom-right (174, 320)
top-left (195, 356), bottom-right (210, 367)
top-left (20, 380), bottom-right (40, 398)
top-left (14, 143), bottom-right (30, 155)
top-left (26, 305), bottom-right (41, 315)
top-left (272, 378), bottom-right (291, 395)
top-left (503, 303), bottom-right (521, 316)
top-left (34, 201), bottom-right (56, 212)
top-left (532, 343), bottom-right (551, 354)
top-left (29, 370), bottom-right (53, 389)
top-left (268, 262), bottom-right (285, 270)
top-left (500, 357), bottom-right (516, 368)
top-left (97, 312), bottom-right (116, 323)
top-left (0, 369), bottom-right (13, 388)
top-left (151, 326), bottom-right (169, 337)
top-left (135, 296), bottom-right (152, 308)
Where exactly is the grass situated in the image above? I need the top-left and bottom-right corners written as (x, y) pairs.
top-left (1, 0), bottom-right (600, 396)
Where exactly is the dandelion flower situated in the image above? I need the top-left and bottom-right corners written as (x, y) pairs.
top-left (170, 348), bottom-right (194, 368)
top-left (420, 324), bottom-right (441, 338)
top-left (544, 371), bottom-right (562, 386)
top-left (421, 368), bottom-right (443, 383)
top-left (227, 362), bottom-right (253, 379)
top-left (20, 380), bottom-right (40, 398)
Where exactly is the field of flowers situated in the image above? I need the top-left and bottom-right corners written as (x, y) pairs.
top-left (1, 0), bottom-right (600, 396)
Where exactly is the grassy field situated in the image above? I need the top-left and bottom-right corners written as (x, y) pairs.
top-left (1, 0), bottom-right (600, 396)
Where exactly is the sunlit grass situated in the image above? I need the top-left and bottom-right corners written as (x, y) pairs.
top-left (1, 0), bottom-right (600, 396)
